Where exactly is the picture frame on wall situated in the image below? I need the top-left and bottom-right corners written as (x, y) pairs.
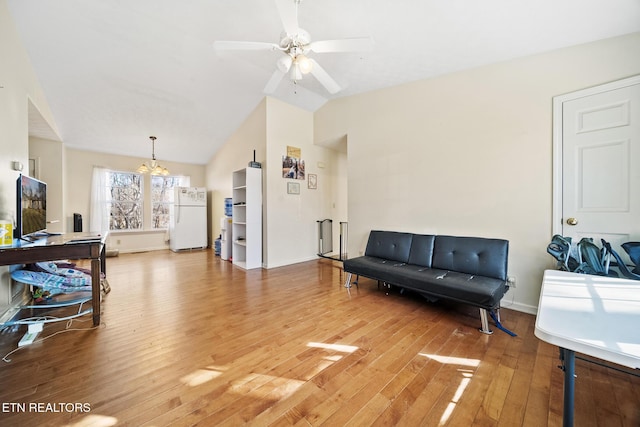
top-left (287, 182), bottom-right (300, 195)
top-left (308, 174), bottom-right (317, 189)
top-left (282, 155), bottom-right (305, 180)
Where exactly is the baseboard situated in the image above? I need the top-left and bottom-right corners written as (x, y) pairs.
top-left (264, 255), bottom-right (320, 269)
top-left (118, 245), bottom-right (168, 254)
top-left (501, 301), bottom-right (538, 315)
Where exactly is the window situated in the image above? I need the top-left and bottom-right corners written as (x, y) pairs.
top-left (108, 171), bottom-right (143, 230)
top-left (91, 169), bottom-right (190, 232)
top-left (151, 176), bottom-right (189, 229)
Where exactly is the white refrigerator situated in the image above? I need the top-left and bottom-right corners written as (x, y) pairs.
top-left (169, 187), bottom-right (207, 252)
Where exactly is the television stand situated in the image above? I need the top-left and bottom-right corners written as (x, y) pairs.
top-left (0, 232), bottom-right (108, 327)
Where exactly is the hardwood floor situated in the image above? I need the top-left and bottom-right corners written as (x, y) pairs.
top-left (0, 249), bottom-right (638, 426)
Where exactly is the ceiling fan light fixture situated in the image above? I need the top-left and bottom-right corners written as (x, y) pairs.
top-left (296, 54), bottom-right (312, 74)
top-left (277, 55), bottom-right (293, 73)
top-left (290, 63), bottom-right (302, 81)
top-left (217, 0), bottom-right (369, 95)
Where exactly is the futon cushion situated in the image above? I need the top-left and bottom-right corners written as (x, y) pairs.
top-left (431, 235), bottom-right (508, 281)
top-left (343, 256), bottom-right (408, 284)
top-left (363, 230), bottom-right (413, 263)
top-left (407, 234), bottom-right (436, 267)
top-left (399, 266), bottom-right (508, 308)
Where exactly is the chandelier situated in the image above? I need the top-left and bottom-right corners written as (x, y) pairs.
top-left (137, 136), bottom-right (170, 176)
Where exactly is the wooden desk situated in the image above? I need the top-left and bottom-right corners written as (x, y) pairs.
top-left (535, 269), bottom-right (640, 426)
top-left (0, 232), bottom-right (107, 326)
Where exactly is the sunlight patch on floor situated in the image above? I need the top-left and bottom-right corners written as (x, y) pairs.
top-left (180, 365), bottom-right (227, 387)
top-left (224, 342), bottom-right (360, 401)
top-left (324, 354), bottom-right (343, 362)
top-left (298, 341), bottom-right (360, 380)
top-left (419, 353), bottom-right (480, 367)
top-left (300, 359), bottom-right (336, 381)
top-left (65, 414), bottom-right (118, 427)
top-left (439, 371), bottom-right (473, 425)
top-left (307, 341), bottom-right (358, 353)
top-left (229, 373), bottom-right (305, 401)
top-left (418, 354), bottom-right (480, 425)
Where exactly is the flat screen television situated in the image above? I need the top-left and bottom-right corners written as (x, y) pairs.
top-left (16, 174), bottom-right (47, 239)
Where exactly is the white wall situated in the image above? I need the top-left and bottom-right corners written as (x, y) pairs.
top-left (206, 97), bottom-right (347, 268)
top-left (314, 32), bottom-right (640, 313)
top-left (264, 97), bottom-right (333, 267)
top-left (328, 141), bottom-right (348, 256)
top-left (65, 147), bottom-right (206, 253)
top-left (205, 99), bottom-right (267, 247)
top-left (0, 0), bottom-right (60, 308)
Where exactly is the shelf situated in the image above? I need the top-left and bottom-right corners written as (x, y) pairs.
top-left (22, 292), bottom-right (92, 309)
top-left (232, 167), bottom-right (262, 270)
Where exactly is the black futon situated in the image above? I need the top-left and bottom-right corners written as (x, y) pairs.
top-left (342, 230), bottom-right (510, 334)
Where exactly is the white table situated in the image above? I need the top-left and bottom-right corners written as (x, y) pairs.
top-left (535, 269), bottom-right (640, 426)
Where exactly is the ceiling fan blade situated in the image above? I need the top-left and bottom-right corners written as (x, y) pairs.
top-left (264, 69), bottom-right (286, 93)
top-left (308, 59), bottom-right (341, 94)
top-left (213, 41), bottom-right (279, 52)
top-left (274, 0), bottom-right (299, 36)
top-left (307, 37), bottom-right (374, 53)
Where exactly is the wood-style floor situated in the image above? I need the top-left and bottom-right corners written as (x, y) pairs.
top-left (0, 249), bottom-right (638, 426)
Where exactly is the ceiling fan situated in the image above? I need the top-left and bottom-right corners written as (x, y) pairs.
top-left (213, 0), bottom-right (373, 95)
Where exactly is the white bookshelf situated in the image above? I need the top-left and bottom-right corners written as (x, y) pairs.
top-left (232, 167), bottom-right (262, 269)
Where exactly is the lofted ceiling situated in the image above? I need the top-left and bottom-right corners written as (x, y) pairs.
top-left (7, 0), bottom-right (640, 165)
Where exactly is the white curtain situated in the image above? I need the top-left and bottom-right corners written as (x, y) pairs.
top-left (89, 167), bottom-right (110, 233)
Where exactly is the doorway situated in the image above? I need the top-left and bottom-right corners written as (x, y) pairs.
top-left (552, 75), bottom-right (640, 261)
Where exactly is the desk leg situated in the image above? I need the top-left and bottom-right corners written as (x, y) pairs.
top-left (91, 257), bottom-right (101, 326)
top-left (560, 347), bottom-right (575, 427)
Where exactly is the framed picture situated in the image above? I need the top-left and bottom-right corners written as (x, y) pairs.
top-left (287, 146), bottom-right (301, 159)
top-left (287, 182), bottom-right (300, 195)
top-left (308, 174), bottom-right (317, 189)
top-left (282, 155), bottom-right (305, 180)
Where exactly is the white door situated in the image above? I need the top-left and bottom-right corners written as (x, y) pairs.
top-left (555, 76), bottom-right (640, 262)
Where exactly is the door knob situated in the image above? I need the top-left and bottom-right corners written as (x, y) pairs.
top-left (566, 217), bottom-right (578, 226)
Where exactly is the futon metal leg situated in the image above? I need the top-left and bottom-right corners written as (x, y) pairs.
top-left (383, 282), bottom-right (392, 295)
top-left (479, 308), bottom-right (493, 334)
top-left (344, 272), bottom-right (352, 288)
